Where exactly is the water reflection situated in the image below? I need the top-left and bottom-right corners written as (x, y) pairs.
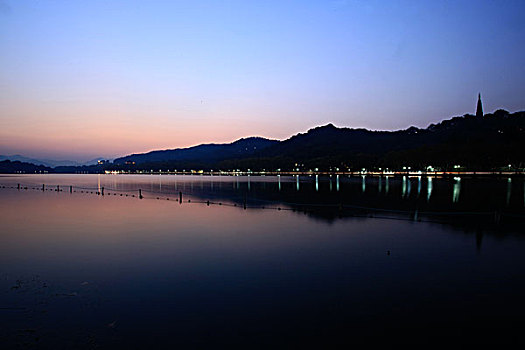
top-left (1, 174), bottom-right (524, 229)
top-left (453, 177), bottom-right (461, 203)
top-left (427, 177), bottom-right (433, 202)
top-left (506, 178), bottom-right (511, 206)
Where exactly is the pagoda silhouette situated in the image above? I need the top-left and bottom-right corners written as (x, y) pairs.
top-left (476, 93), bottom-right (483, 117)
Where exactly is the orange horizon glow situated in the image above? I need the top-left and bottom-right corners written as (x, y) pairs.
top-left (0, 115), bottom-right (308, 160)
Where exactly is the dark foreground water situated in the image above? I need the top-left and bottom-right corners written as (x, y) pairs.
top-left (1, 174), bottom-right (525, 348)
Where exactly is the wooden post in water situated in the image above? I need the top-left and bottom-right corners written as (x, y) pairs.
top-left (139, 189), bottom-right (143, 199)
top-left (57, 185), bottom-right (60, 192)
top-left (17, 183), bottom-right (20, 190)
top-left (179, 191), bottom-right (182, 204)
top-left (42, 184), bottom-right (45, 191)
top-left (101, 187), bottom-right (104, 196)
top-left (70, 186), bottom-right (73, 193)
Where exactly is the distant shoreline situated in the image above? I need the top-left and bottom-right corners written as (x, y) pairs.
top-left (2, 170), bottom-right (525, 177)
top-left (102, 170), bottom-right (525, 177)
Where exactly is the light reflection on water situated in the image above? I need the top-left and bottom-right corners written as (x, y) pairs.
top-left (0, 174), bottom-right (523, 237)
top-left (453, 177), bottom-right (461, 203)
top-left (507, 177), bottom-right (512, 206)
top-left (427, 176), bottom-right (433, 202)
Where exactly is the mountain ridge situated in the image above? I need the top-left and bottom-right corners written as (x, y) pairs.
top-left (2, 109), bottom-right (524, 173)
top-left (114, 137), bottom-right (279, 165)
top-left (107, 109), bottom-right (525, 171)
top-left (0, 155), bottom-right (106, 168)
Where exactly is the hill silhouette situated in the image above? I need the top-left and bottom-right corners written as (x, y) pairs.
top-left (0, 160), bottom-right (52, 173)
top-left (5, 109), bottom-right (524, 174)
top-left (103, 109), bottom-right (525, 172)
top-left (114, 137), bottom-right (278, 165)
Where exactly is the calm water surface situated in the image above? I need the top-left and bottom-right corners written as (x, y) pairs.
top-left (1, 174), bottom-right (525, 347)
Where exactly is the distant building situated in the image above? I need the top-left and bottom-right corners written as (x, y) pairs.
top-left (97, 159), bottom-right (108, 165)
top-left (476, 93), bottom-right (483, 118)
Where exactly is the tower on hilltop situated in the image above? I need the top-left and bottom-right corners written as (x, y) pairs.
top-left (476, 93), bottom-right (483, 118)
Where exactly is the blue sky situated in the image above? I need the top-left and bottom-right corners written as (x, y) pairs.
top-left (1, 0), bottom-right (524, 160)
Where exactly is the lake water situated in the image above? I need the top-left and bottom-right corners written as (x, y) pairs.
top-left (1, 174), bottom-right (525, 347)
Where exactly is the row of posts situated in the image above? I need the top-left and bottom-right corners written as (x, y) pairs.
top-left (11, 183), bottom-right (508, 221)
top-left (20, 184), bottom-right (183, 202)
top-left (25, 183), bottom-right (226, 209)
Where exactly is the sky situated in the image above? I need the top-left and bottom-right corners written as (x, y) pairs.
top-left (1, 0), bottom-right (524, 161)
